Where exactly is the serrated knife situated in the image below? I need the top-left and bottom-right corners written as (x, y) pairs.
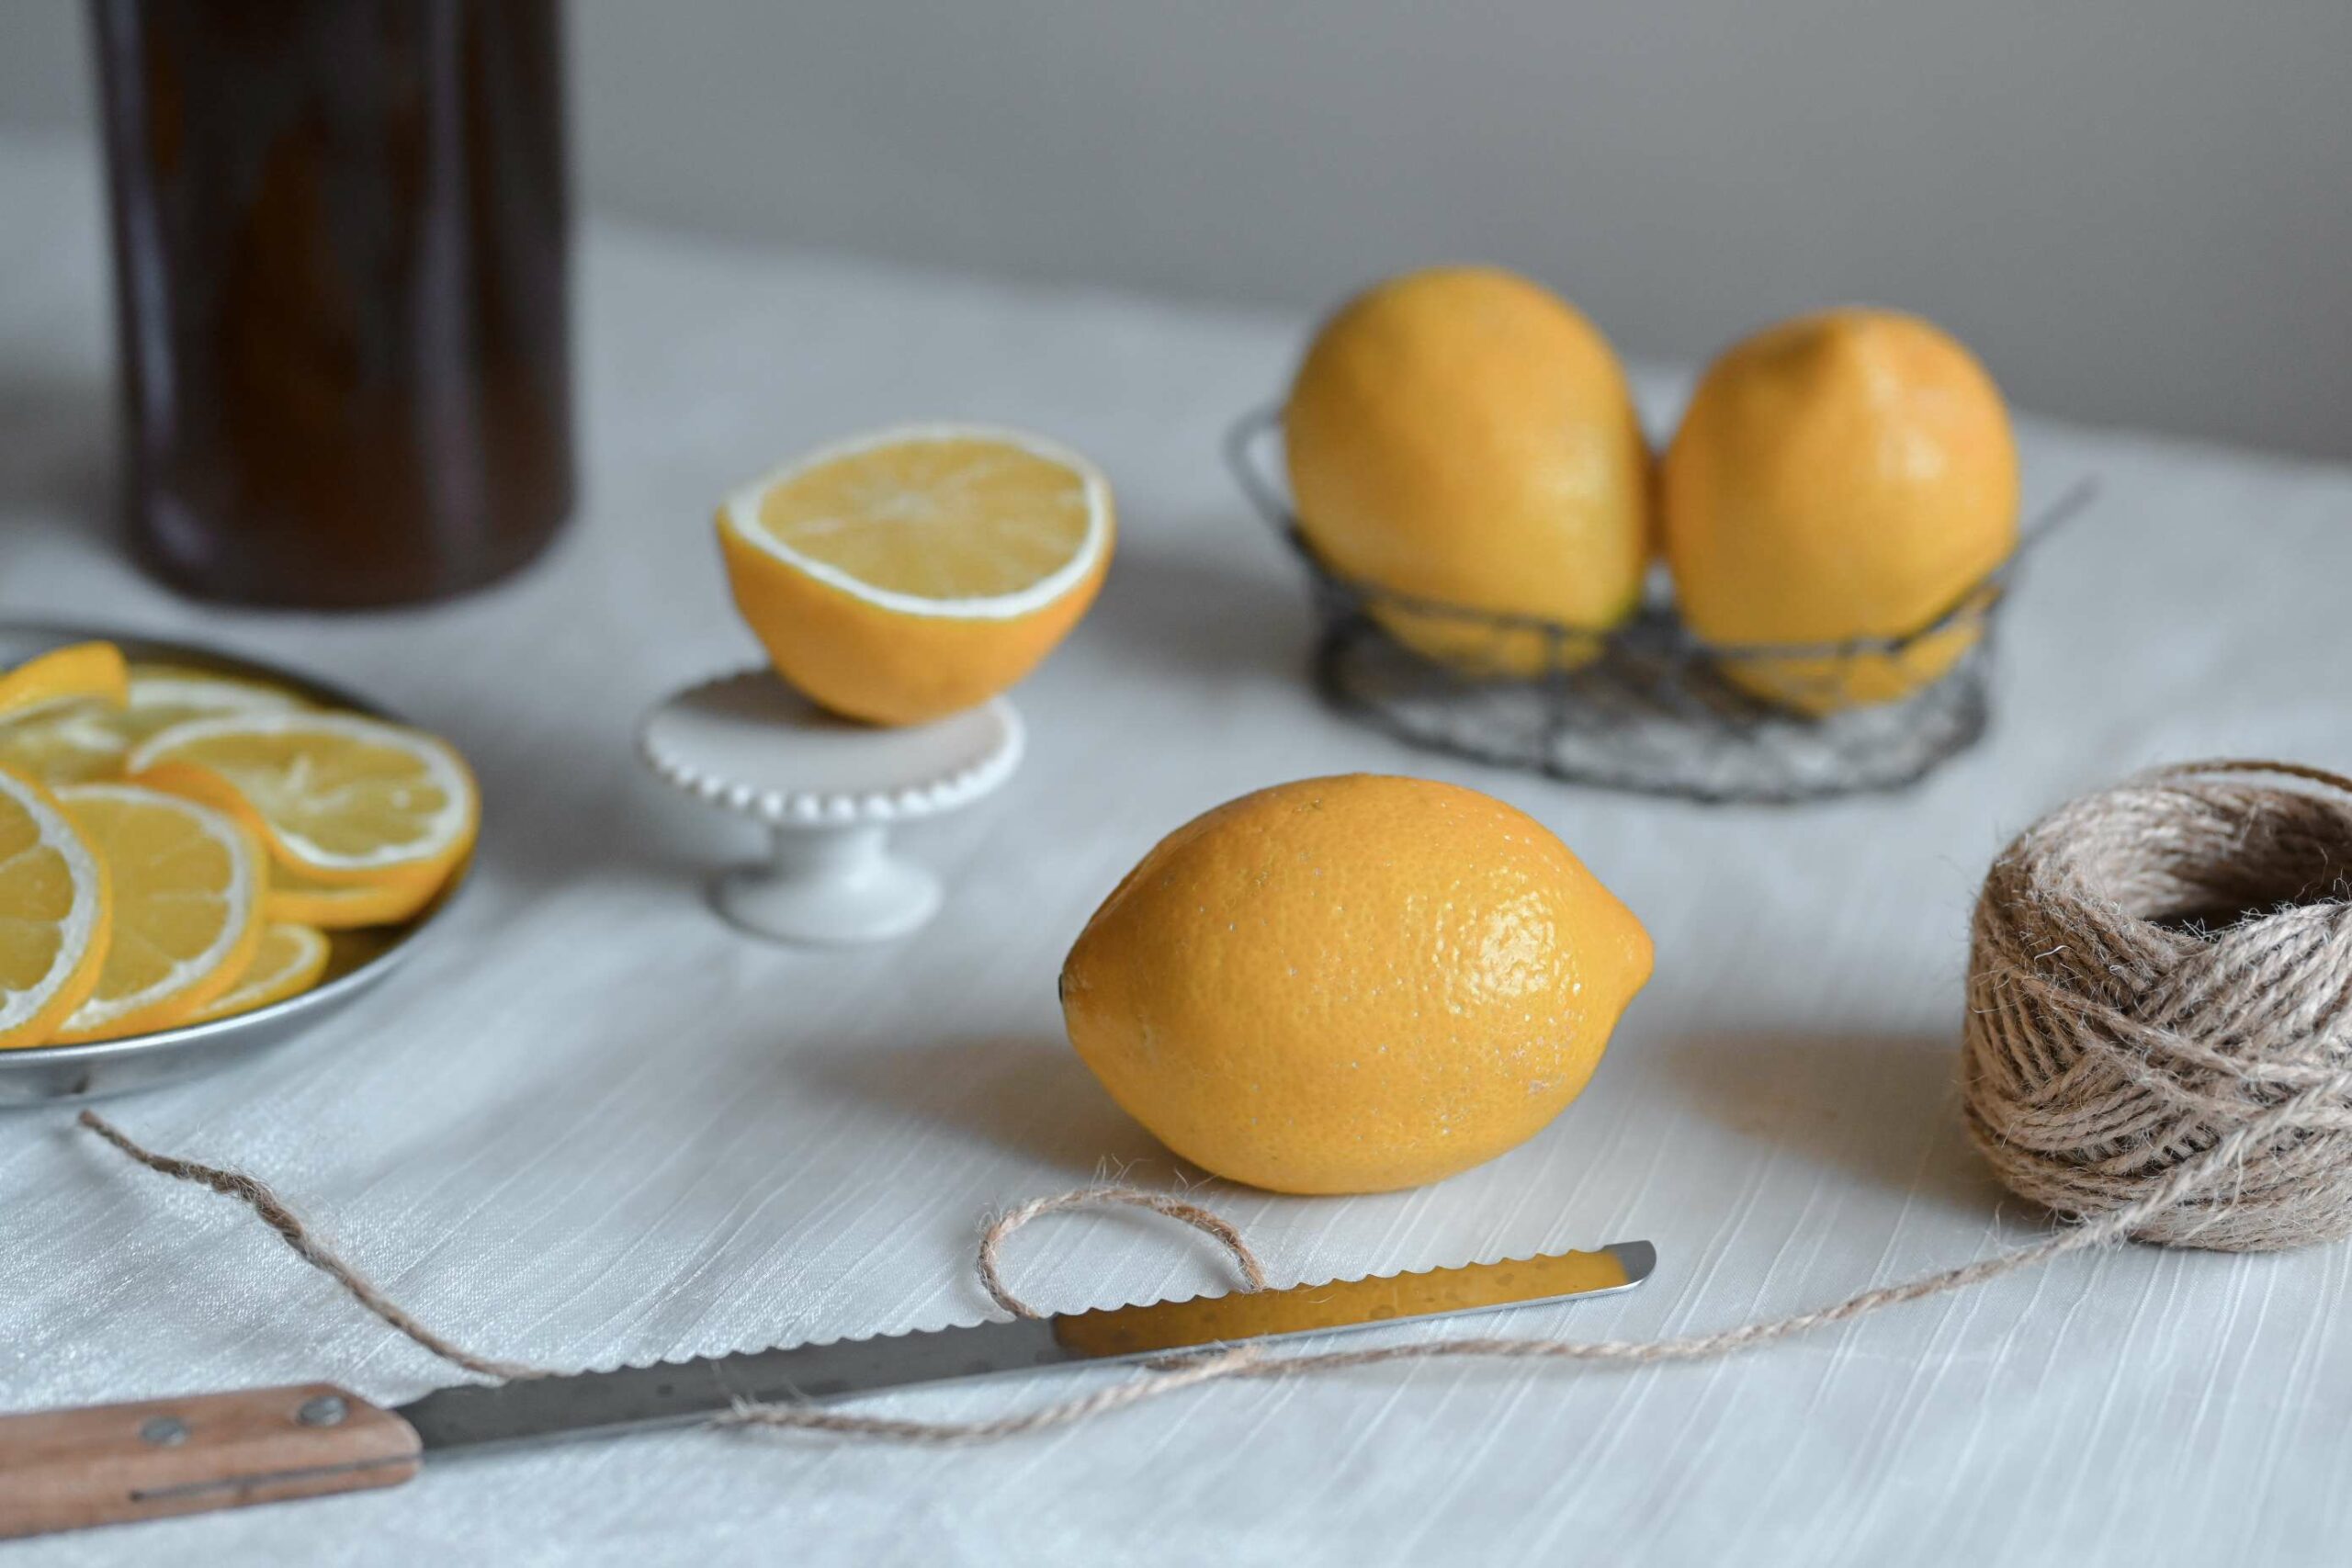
top-left (0, 1239), bottom-right (1652, 1539)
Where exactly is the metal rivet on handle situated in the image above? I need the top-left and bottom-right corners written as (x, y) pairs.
top-left (140, 1416), bottom-right (188, 1447)
top-left (296, 1394), bottom-right (348, 1428)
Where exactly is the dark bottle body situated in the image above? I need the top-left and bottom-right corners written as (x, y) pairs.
top-left (94, 0), bottom-right (574, 608)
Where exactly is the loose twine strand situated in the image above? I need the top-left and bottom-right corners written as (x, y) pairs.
top-left (75, 1110), bottom-right (545, 1384)
top-left (71, 760), bottom-right (2352, 1442)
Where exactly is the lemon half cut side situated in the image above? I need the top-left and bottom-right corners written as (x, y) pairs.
top-left (717, 424), bottom-right (1115, 725)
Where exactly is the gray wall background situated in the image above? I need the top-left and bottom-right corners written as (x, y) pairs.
top-left (6, 1), bottom-right (2347, 458)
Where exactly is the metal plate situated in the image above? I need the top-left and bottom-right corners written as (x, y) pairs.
top-left (0, 623), bottom-right (464, 1107)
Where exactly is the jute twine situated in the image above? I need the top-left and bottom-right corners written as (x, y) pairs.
top-left (67, 759), bottom-right (2352, 1441)
top-left (1962, 759), bottom-right (2352, 1251)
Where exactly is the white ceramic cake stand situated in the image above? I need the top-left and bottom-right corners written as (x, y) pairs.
top-left (639, 670), bottom-right (1023, 945)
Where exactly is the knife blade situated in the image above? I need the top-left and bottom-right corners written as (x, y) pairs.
top-left (400, 1238), bottom-right (1654, 1451)
top-left (0, 1240), bottom-right (1652, 1539)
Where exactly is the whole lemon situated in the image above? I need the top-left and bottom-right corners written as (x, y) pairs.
top-left (1283, 267), bottom-right (1652, 675)
top-left (1059, 774), bottom-right (1652, 1194)
top-left (1661, 309), bottom-right (2018, 713)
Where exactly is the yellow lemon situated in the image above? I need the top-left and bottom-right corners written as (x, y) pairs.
top-left (127, 712), bottom-right (479, 888)
top-left (1059, 773), bottom-right (1653, 1194)
top-left (718, 426), bottom-right (1114, 725)
top-left (0, 766), bottom-right (110, 1048)
top-left (51, 784), bottom-right (264, 1043)
top-left (1661, 309), bottom-right (2019, 713)
top-left (1283, 266), bottom-right (1652, 675)
top-left (0, 661), bottom-right (309, 784)
top-left (188, 922), bottom-right (332, 1024)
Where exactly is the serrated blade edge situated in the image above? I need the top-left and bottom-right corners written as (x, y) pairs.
top-left (397, 1241), bottom-right (1653, 1454)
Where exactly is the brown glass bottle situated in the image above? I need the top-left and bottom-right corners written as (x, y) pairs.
top-left (93, 0), bottom-right (574, 608)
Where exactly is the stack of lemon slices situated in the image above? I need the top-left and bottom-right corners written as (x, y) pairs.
top-left (0, 642), bottom-right (476, 1049)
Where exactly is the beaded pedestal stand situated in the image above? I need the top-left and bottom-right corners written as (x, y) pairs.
top-left (639, 670), bottom-right (1022, 944)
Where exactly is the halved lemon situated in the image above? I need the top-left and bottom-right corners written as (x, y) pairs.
top-left (717, 425), bottom-right (1114, 725)
top-left (126, 713), bottom-right (479, 887)
top-left (266, 862), bottom-right (448, 929)
top-left (0, 661), bottom-right (309, 784)
top-left (0, 766), bottom-right (110, 1048)
top-left (0, 642), bottom-right (129, 721)
top-left (188, 922), bottom-right (331, 1024)
top-left (51, 783), bottom-right (263, 1043)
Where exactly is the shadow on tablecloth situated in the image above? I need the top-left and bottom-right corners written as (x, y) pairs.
top-left (784, 1031), bottom-right (1177, 1184)
top-left (1656, 1029), bottom-right (2010, 1223)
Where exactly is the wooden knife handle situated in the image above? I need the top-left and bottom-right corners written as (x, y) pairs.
top-left (0, 1382), bottom-right (422, 1540)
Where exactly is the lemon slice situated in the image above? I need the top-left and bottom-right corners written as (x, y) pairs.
top-left (127, 712), bottom-right (478, 886)
top-left (0, 642), bottom-right (129, 721)
top-left (188, 922), bottom-right (331, 1024)
top-left (0, 702), bottom-right (133, 785)
top-left (51, 784), bottom-right (263, 1043)
top-left (128, 664), bottom-right (310, 731)
top-left (0, 662), bottom-right (309, 784)
top-left (717, 425), bottom-right (1114, 724)
top-left (0, 767), bottom-right (110, 1048)
top-left (266, 862), bottom-right (448, 929)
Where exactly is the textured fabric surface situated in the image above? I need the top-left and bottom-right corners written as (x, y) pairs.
top-left (5, 134), bottom-right (2352, 1565)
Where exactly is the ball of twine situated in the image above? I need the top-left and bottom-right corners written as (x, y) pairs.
top-left (1963, 760), bottom-right (2352, 1251)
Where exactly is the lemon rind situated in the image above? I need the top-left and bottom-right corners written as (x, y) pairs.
top-left (189, 922), bottom-right (331, 1023)
top-left (0, 769), bottom-right (106, 1037)
top-left (0, 643), bottom-right (129, 719)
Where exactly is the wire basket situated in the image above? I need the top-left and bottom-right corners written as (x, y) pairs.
top-left (1227, 409), bottom-right (2095, 805)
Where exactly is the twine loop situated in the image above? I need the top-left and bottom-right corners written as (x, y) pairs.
top-left (1963, 760), bottom-right (2352, 1250)
top-left (977, 1187), bottom-right (1269, 1318)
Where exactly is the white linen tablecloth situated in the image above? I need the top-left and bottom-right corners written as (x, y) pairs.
top-left (5, 133), bottom-right (2351, 1567)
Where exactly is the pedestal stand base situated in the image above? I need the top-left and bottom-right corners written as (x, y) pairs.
top-left (639, 671), bottom-right (1022, 946)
